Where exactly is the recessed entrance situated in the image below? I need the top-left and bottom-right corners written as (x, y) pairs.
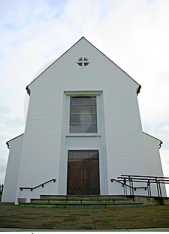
top-left (67, 150), bottom-right (100, 195)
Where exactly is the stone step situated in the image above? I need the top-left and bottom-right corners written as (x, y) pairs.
top-left (24, 201), bottom-right (144, 208)
top-left (31, 199), bottom-right (136, 205)
top-left (40, 195), bottom-right (131, 201)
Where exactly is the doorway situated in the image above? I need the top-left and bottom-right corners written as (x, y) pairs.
top-left (67, 150), bottom-right (100, 195)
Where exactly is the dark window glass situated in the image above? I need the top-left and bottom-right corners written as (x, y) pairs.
top-left (70, 96), bottom-right (97, 133)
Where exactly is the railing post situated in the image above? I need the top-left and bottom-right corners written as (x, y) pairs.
top-left (128, 176), bottom-right (134, 197)
top-left (158, 181), bottom-right (162, 198)
top-left (147, 179), bottom-right (151, 197)
top-left (156, 178), bottom-right (160, 197)
top-left (123, 178), bottom-right (127, 196)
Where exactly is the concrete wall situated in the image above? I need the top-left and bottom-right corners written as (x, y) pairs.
top-left (2, 135), bottom-right (23, 202)
top-left (8, 37), bottom-right (164, 202)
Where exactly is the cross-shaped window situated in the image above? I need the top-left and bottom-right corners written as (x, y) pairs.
top-left (77, 57), bottom-right (89, 66)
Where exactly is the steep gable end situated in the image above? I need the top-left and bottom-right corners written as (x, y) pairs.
top-left (26, 36), bottom-right (141, 95)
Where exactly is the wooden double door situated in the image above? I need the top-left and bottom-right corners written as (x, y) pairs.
top-left (67, 150), bottom-right (100, 195)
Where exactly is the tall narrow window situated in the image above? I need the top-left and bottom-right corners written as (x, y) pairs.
top-left (70, 96), bottom-right (97, 133)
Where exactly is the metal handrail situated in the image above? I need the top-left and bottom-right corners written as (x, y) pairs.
top-left (20, 178), bottom-right (56, 191)
top-left (111, 178), bottom-right (147, 190)
top-left (111, 178), bottom-right (133, 189)
top-left (112, 174), bottom-right (168, 198)
top-left (121, 174), bottom-right (169, 180)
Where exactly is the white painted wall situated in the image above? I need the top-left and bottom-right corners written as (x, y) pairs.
top-left (140, 133), bottom-right (166, 196)
top-left (2, 134), bottom-right (23, 202)
top-left (3, 38), bottom-right (165, 202)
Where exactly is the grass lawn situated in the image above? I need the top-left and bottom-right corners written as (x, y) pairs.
top-left (1, 204), bottom-right (169, 230)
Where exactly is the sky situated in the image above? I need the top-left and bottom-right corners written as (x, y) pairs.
top-left (0, 0), bottom-right (169, 192)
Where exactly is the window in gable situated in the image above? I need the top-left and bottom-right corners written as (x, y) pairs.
top-left (77, 57), bottom-right (89, 66)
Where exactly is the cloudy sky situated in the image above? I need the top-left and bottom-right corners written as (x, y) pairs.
top-left (0, 0), bottom-right (169, 191)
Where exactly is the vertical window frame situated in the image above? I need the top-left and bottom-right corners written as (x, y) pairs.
top-left (69, 96), bottom-right (97, 134)
top-left (64, 91), bottom-right (102, 136)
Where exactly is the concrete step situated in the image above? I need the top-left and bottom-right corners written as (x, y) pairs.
top-left (31, 199), bottom-right (137, 205)
top-left (40, 195), bottom-right (131, 201)
top-left (27, 199), bottom-right (144, 208)
top-left (22, 196), bottom-right (169, 208)
top-left (30, 196), bottom-right (144, 208)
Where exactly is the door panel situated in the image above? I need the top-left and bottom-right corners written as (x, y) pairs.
top-left (67, 150), bottom-right (100, 195)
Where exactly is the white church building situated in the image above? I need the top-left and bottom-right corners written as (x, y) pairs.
top-left (2, 37), bottom-right (165, 203)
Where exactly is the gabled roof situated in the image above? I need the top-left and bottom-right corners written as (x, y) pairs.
top-left (26, 36), bottom-right (141, 95)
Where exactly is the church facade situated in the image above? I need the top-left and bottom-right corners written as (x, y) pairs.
top-left (2, 37), bottom-right (165, 203)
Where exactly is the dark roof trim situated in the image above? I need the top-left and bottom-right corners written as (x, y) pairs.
top-left (6, 133), bottom-right (24, 149)
top-left (26, 36), bottom-right (141, 95)
top-left (137, 85), bottom-right (141, 95)
top-left (143, 132), bottom-right (163, 148)
top-left (6, 141), bottom-right (9, 149)
top-left (26, 85), bottom-right (31, 96)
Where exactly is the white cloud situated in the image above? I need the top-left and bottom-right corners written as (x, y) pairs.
top-left (0, 0), bottom-right (169, 185)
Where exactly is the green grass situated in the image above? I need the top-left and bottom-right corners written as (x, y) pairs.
top-left (1, 204), bottom-right (169, 230)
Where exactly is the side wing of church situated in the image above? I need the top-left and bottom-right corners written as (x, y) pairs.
top-left (2, 37), bottom-right (166, 203)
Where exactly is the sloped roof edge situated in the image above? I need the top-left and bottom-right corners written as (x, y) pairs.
top-left (6, 133), bottom-right (24, 149)
top-left (26, 36), bottom-right (141, 95)
top-left (143, 132), bottom-right (163, 148)
top-left (26, 36), bottom-right (85, 95)
top-left (84, 37), bottom-right (141, 94)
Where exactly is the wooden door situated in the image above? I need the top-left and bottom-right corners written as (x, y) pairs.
top-left (67, 150), bottom-right (100, 195)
